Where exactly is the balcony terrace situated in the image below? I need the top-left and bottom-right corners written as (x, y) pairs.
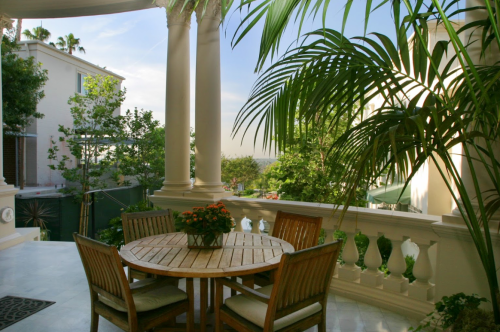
top-left (1, 239), bottom-right (417, 332)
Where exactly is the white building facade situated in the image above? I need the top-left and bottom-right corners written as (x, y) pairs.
top-left (12, 40), bottom-right (124, 187)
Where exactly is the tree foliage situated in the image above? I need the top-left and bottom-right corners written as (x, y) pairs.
top-left (51, 33), bottom-right (85, 55)
top-left (232, 0), bottom-right (500, 322)
top-left (221, 155), bottom-right (260, 189)
top-left (48, 74), bottom-right (125, 200)
top-left (22, 26), bottom-right (51, 42)
top-left (115, 109), bottom-right (165, 199)
top-left (1, 36), bottom-right (48, 131)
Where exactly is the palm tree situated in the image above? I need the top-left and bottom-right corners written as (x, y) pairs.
top-left (231, 0), bottom-right (500, 323)
top-left (22, 26), bottom-right (51, 42)
top-left (53, 33), bottom-right (85, 55)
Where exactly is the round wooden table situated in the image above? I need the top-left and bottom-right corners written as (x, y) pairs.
top-left (120, 232), bottom-right (294, 331)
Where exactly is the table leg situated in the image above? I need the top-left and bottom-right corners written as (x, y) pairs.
top-left (200, 278), bottom-right (208, 332)
top-left (240, 275), bottom-right (255, 289)
top-left (209, 278), bottom-right (215, 313)
top-left (230, 277), bottom-right (237, 296)
top-left (186, 278), bottom-right (195, 332)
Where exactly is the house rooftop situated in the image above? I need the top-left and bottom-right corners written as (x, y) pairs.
top-left (16, 40), bottom-right (126, 81)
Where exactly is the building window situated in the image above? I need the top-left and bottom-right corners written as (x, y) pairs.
top-left (77, 73), bottom-right (88, 95)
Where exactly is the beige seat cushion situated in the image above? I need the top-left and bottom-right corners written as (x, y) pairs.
top-left (100, 278), bottom-right (187, 312)
top-left (225, 284), bottom-right (322, 330)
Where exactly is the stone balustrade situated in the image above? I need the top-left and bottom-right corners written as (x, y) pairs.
top-left (149, 194), bottom-right (500, 321)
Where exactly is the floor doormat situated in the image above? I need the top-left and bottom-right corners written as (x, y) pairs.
top-left (0, 296), bottom-right (55, 330)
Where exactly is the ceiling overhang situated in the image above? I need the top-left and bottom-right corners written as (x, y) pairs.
top-left (0, 0), bottom-right (157, 19)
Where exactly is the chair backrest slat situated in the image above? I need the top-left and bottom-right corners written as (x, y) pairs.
top-left (265, 240), bottom-right (342, 326)
top-left (122, 209), bottom-right (175, 244)
top-left (74, 233), bottom-right (135, 313)
top-left (272, 211), bottom-right (323, 251)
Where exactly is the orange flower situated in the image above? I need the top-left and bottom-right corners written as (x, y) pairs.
top-left (213, 217), bottom-right (217, 220)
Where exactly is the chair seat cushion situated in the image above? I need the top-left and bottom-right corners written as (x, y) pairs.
top-left (225, 284), bottom-right (322, 330)
top-left (100, 278), bottom-right (187, 312)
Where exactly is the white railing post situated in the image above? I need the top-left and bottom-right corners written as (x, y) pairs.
top-left (234, 214), bottom-right (244, 232)
top-left (409, 240), bottom-right (435, 301)
top-left (383, 236), bottom-right (409, 293)
top-left (360, 234), bottom-right (384, 287)
top-left (251, 216), bottom-right (262, 234)
top-left (338, 230), bottom-right (361, 281)
top-left (323, 229), bottom-right (336, 244)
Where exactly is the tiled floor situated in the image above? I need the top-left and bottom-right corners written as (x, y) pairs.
top-left (0, 241), bottom-right (418, 332)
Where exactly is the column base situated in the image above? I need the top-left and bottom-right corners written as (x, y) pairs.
top-left (160, 181), bottom-right (192, 193)
top-left (409, 280), bottom-right (435, 301)
top-left (383, 275), bottom-right (409, 293)
top-left (360, 269), bottom-right (384, 287)
top-left (191, 182), bottom-right (226, 193)
top-left (338, 264), bottom-right (361, 282)
top-left (183, 190), bottom-right (233, 200)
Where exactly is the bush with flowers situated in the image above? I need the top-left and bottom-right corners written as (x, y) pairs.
top-left (175, 201), bottom-right (234, 246)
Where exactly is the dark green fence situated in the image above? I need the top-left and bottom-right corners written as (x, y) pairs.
top-left (15, 186), bottom-right (143, 241)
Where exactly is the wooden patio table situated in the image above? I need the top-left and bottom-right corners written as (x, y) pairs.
top-left (120, 231), bottom-right (294, 332)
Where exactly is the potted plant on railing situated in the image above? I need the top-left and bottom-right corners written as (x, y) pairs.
top-left (176, 201), bottom-right (234, 249)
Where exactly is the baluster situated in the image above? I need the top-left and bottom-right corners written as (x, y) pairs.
top-left (408, 240), bottom-right (435, 301)
top-left (234, 214), bottom-right (244, 232)
top-left (251, 216), bottom-right (261, 234)
top-left (382, 236), bottom-right (409, 293)
top-left (267, 219), bottom-right (275, 236)
top-left (338, 230), bottom-right (361, 281)
top-left (360, 234), bottom-right (384, 287)
top-left (323, 229), bottom-right (336, 244)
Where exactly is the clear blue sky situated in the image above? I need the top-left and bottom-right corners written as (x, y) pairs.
top-left (20, 2), bottom-right (397, 158)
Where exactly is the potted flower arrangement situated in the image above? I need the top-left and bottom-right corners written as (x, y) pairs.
top-left (176, 201), bottom-right (234, 249)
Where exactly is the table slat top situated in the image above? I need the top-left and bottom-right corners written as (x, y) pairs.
top-left (120, 232), bottom-right (294, 278)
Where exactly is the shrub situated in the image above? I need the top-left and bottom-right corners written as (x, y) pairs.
top-left (98, 201), bottom-right (160, 248)
top-left (244, 189), bottom-right (255, 196)
top-left (452, 308), bottom-right (500, 332)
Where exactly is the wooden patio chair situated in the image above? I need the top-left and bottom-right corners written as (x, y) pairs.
top-left (122, 209), bottom-right (176, 282)
top-left (215, 240), bottom-right (342, 332)
top-left (73, 233), bottom-right (193, 332)
top-left (254, 210), bottom-right (323, 287)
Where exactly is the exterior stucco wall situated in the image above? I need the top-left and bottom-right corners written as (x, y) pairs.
top-left (13, 41), bottom-right (124, 186)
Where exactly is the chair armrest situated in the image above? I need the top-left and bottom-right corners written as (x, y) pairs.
top-left (216, 278), bottom-right (270, 304)
top-left (130, 277), bottom-right (177, 295)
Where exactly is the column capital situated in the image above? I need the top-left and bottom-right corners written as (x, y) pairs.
top-left (157, 0), bottom-right (194, 27)
top-left (195, 0), bottom-right (221, 23)
top-left (0, 15), bottom-right (13, 32)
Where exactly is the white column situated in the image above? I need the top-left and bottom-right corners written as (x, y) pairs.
top-left (0, 16), bottom-right (13, 186)
top-left (156, 0), bottom-right (193, 194)
top-left (191, 0), bottom-right (225, 194)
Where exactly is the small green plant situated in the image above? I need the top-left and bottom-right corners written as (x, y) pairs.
top-left (98, 201), bottom-right (160, 248)
top-left (17, 200), bottom-right (55, 241)
top-left (410, 293), bottom-right (488, 331)
top-left (452, 308), bottom-right (500, 332)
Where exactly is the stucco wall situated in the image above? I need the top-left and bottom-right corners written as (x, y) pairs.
top-left (13, 41), bottom-right (124, 187)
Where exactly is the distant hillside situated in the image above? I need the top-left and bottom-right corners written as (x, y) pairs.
top-left (255, 158), bottom-right (277, 172)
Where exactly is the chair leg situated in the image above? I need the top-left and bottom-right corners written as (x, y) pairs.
top-left (90, 311), bottom-right (99, 332)
top-left (318, 312), bottom-right (327, 332)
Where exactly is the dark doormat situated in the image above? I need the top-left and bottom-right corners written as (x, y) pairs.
top-left (0, 296), bottom-right (55, 330)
